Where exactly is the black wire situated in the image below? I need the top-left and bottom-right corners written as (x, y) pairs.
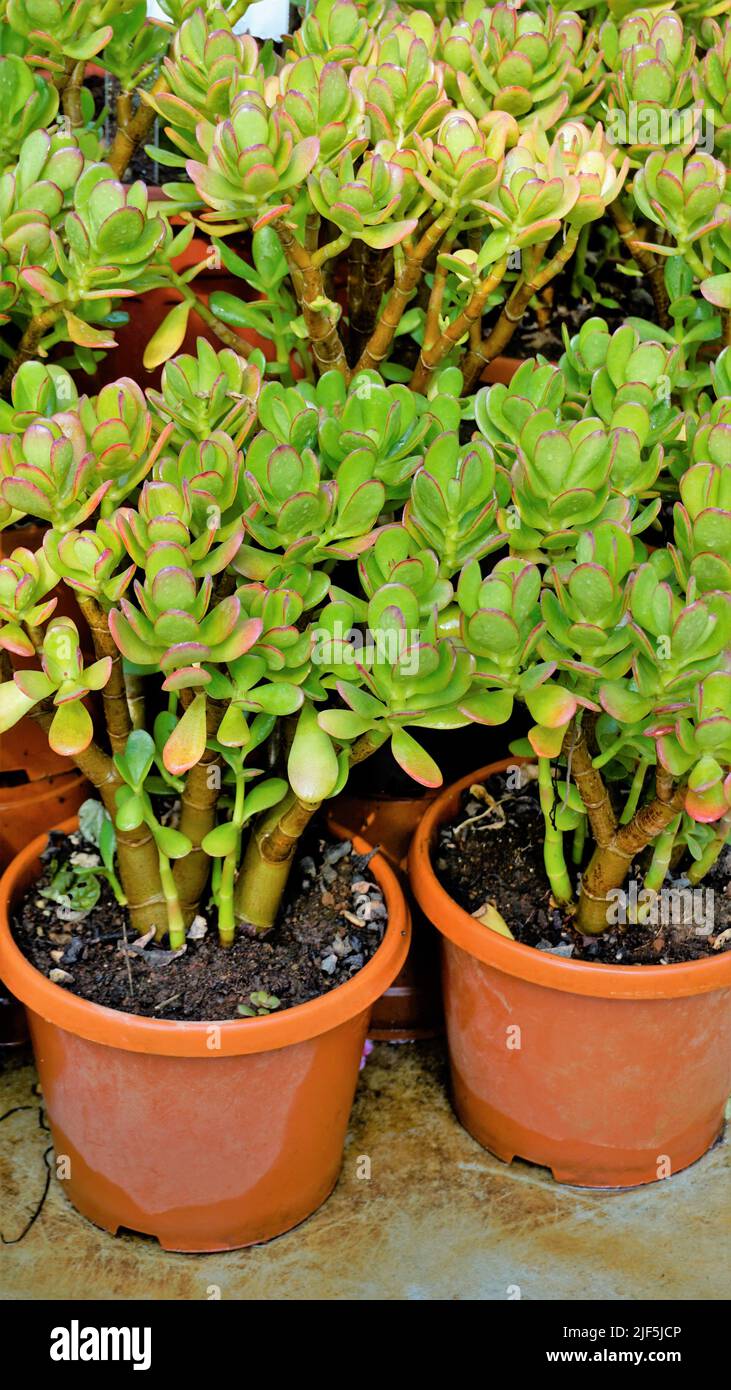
top-left (1, 1144), bottom-right (53, 1246)
top-left (0, 1105), bottom-right (33, 1123)
top-left (0, 1105), bottom-right (52, 1244)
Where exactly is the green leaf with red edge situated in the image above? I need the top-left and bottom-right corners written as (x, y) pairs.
top-left (13, 670), bottom-right (55, 702)
top-left (337, 680), bottom-right (386, 719)
top-left (688, 755), bottom-right (723, 792)
top-left (1, 479), bottom-right (54, 520)
top-left (459, 688), bottom-right (514, 725)
top-left (701, 274), bottom-right (731, 310)
top-left (21, 267), bottom-right (63, 303)
top-left (359, 218), bottom-right (417, 249)
top-left (390, 727), bottom-right (442, 787)
top-left (64, 26), bottom-right (114, 60)
top-left (685, 784), bottom-right (729, 822)
top-left (82, 658), bottom-right (112, 692)
top-left (0, 623), bottom-right (36, 657)
top-left (108, 609), bottom-right (156, 664)
top-left (528, 723), bottom-right (566, 757)
top-left (252, 204), bottom-right (290, 231)
top-left (525, 682), bottom-right (576, 729)
top-left (599, 682), bottom-right (653, 722)
top-left (212, 617), bottom-right (264, 663)
top-left (49, 699), bottom-right (92, 755)
top-left (64, 312), bottom-right (116, 348)
top-left (163, 692), bottom-right (207, 775)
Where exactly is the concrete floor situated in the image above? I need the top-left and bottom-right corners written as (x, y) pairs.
top-left (0, 1039), bottom-right (728, 1301)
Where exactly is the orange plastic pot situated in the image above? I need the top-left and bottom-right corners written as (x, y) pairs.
top-left (409, 759), bottom-right (731, 1188)
top-left (0, 770), bottom-right (88, 872)
top-left (94, 221), bottom-right (303, 390)
top-left (329, 794), bottom-right (442, 1040)
top-left (480, 356), bottom-right (524, 385)
top-left (0, 821), bottom-right (410, 1250)
top-left (0, 719), bottom-right (89, 871)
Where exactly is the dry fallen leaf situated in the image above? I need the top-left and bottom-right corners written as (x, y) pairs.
top-left (472, 902), bottom-right (515, 939)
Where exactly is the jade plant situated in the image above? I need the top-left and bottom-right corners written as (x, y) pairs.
top-left (453, 324), bottom-right (731, 937)
top-left (134, 1), bottom-right (633, 391)
top-left (3, 0), bottom-right (731, 402)
top-left (0, 0), bottom-right (728, 962)
top-left (0, 0), bottom-right (265, 387)
top-left (0, 343), bottom-right (499, 949)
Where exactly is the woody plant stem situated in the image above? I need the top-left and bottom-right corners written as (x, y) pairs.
top-left (566, 719), bottom-right (687, 934)
top-left (233, 729), bottom-right (388, 932)
top-left (461, 229), bottom-right (581, 393)
top-left (410, 256), bottom-right (509, 392)
top-left (274, 215), bottom-right (349, 378)
top-left (355, 209), bottom-right (455, 374)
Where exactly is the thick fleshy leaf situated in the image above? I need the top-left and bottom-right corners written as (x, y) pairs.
top-left (163, 692), bottom-right (207, 775)
top-left (0, 679), bottom-right (37, 732)
top-left (359, 218), bottom-right (417, 249)
top-left (153, 824), bottom-right (192, 859)
top-left (459, 688), bottom-right (514, 725)
top-left (119, 729), bottom-right (156, 788)
top-left (318, 709), bottom-right (372, 740)
top-left (288, 703), bottom-right (339, 801)
top-left (528, 722), bottom-right (566, 758)
top-left (701, 274), bottom-right (731, 310)
top-left (201, 822), bottom-right (239, 857)
top-left (525, 682), bottom-right (576, 729)
top-left (143, 301), bottom-right (191, 370)
top-left (49, 699), bottom-right (92, 756)
top-left (241, 777), bottom-right (288, 824)
top-left (115, 791), bottom-right (144, 831)
top-left (599, 682), bottom-right (652, 722)
top-left (390, 727), bottom-right (442, 788)
top-left (64, 312), bottom-right (116, 348)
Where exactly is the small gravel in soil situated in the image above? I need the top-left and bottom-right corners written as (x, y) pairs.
top-left (12, 830), bottom-right (387, 1021)
top-left (436, 773), bottom-right (731, 966)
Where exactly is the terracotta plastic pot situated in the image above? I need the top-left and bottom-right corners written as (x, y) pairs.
top-left (0, 770), bottom-right (88, 872)
top-left (0, 719), bottom-right (88, 871)
top-left (329, 794), bottom-right (442, 1040)
top-left (409, 759), bottom-right (731, 1188)
top-left (480, 356), bottom-right (524, 385)
top-left (0, 820), bottom-right (410, 1250)
top-left (94, 221), bottom-right (303, 390)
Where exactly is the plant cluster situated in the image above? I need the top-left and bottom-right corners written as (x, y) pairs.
top-left (0, 0), bottom-right (729, 959)
top-left (0, 314), bottom-right (729, 944)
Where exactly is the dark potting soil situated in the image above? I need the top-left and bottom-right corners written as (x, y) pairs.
top-left (435, 771), bottom-right (731, 966)
top-left (12, 830), bottom-right (387, 1022)
top-left (510, 243), bottom-right (657, 361)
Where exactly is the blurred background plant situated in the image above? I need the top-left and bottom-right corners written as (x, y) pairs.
top-left (2, 0), bottom-right (731, 397)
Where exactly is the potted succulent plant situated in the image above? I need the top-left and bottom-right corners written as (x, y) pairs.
top-left (0, 342), bottom-right (435, 1249)
top-left (407, 310), bottom-right (731, 1186)
top-left (1, 0), bottom-right (730, 1223)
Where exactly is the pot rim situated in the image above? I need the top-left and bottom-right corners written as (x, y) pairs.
top-left (0, 819), bottom-right (410, 1056)
top-left (408, 759), bottom-right (731, 1000)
